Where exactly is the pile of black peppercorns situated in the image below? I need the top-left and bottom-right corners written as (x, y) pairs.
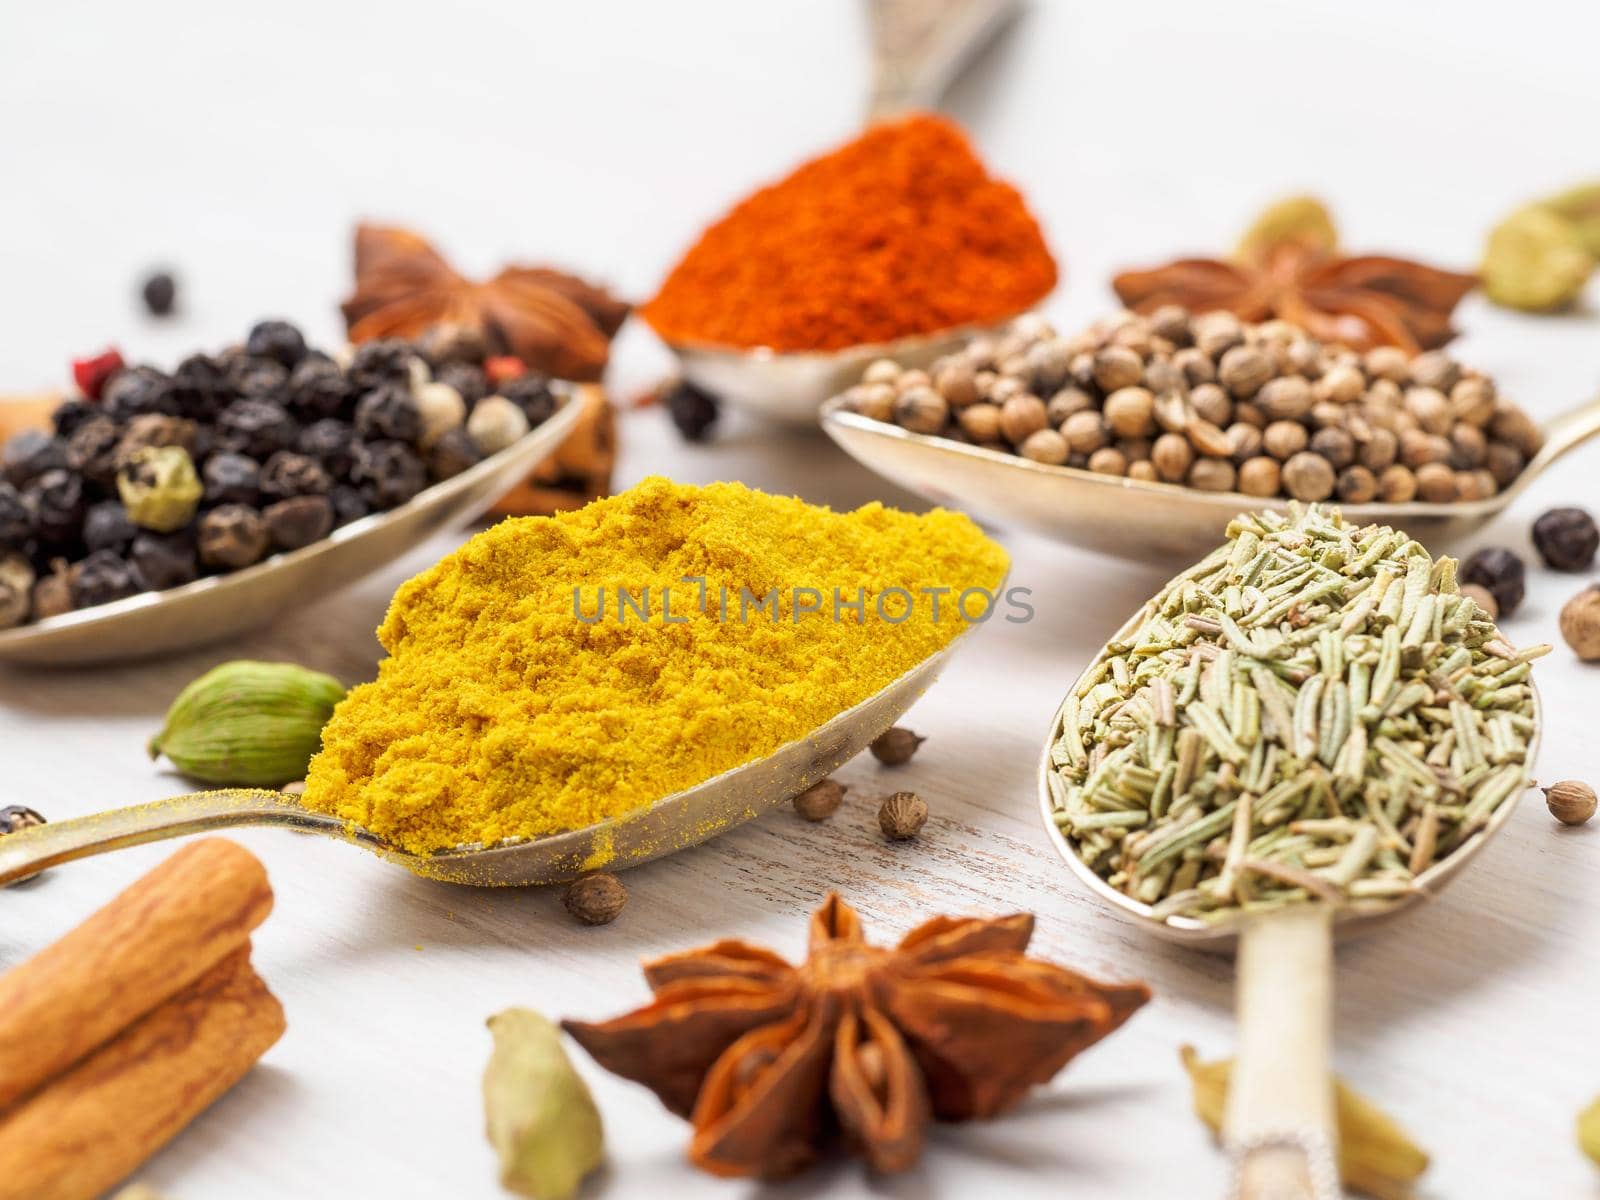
top-left (0, 320), bottom-right (560, 629)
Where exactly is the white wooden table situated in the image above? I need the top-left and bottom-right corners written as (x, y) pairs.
top-left (4, 3), bottom-right (1600, 1196)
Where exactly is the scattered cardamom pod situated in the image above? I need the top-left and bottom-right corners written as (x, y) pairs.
top-left (1578, 1094), bottom-right (1600, 1166)
top-left (148, 660), bottom-right (347, 787)
top-left (1482, 205), bottom-right (1595, 312)
top-left (1180, 1046), bottom-right (1429, 1200)
top-left (1234, 194), bottom-right (1339, 264)
top-left (1541, 181), bottom-right (1600, 257)
top-left (484, 1008), bottom-right (604, 1200)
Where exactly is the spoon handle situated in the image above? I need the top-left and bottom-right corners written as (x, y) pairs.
top-left (0, 790), bottom-right (348, 886)
top-left (864, 0), bottom-right (1019, 119)
top-left (1528, 393), bottom-right (1600, 477)
top-left (1225, 905), bottom-right (1341, 1200)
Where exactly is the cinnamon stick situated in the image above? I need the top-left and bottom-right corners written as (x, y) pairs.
top-left (0, 945), bottom-right (285, 1200)
top-left (492, 385), bottom-right (616, 516)
top-left (0, 838), bottom-right (272, 1110)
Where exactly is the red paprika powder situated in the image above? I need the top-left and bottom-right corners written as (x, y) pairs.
top-left (642, 114), bottom-right (1057, 353)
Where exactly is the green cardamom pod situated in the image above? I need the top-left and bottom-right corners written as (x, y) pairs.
top-left (1578, 1095), bottom-right (1600, 1166)
top-left (1540, 181), bottom-right (1600, 257)
top-left (484, 1008), bottom-right (603, 1200)
top-left (148, 660), bottom-right (346, 787)
top-left (1482, 205), bottom-right (1595, 312)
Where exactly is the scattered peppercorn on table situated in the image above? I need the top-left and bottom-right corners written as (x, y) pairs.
top-left (6, 5), bottom-right (1600, 1199)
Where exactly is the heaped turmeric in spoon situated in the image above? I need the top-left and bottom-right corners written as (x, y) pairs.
top-left (302, 478), bottom-right (1007, 855)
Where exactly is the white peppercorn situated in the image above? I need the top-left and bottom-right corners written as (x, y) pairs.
top-left (466, 396), bottom-right (530, 454)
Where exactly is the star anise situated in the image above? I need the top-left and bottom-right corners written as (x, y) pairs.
top-left (562, 894), bottom-right (1149, 1179)
top-left (339, 223), bottom-right (630, 382)
top-left (1112, 197), bottom-right (1477, 353)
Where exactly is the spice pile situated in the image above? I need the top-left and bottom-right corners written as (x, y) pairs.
top-left (0, 322), bottom-right (563, 628)
top-left (1048, 506), bottom-right (1544, 923)
top-left (835, 310), bottom-right (1542, 504)
top-left (302, 478), bottom-right (1007, 855)
top-left (564, 894), bottom-right (1148, 1178)
top-left (641, 113), bottom-right (1056, 352)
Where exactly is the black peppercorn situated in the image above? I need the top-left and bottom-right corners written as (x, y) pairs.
top-left (103, 366), bottom-right (180, 420)
top-left (259, 451), bottom-right (331, 500)
top-left (264, 495), bottom-right (334, 550)
top-left (2, 430), bottom-right (69, 489)
top-left (171, 353), bottom-right (236, 421)
top-left (354, 385), bottom-right (422, 443)
top-left (197, 504), bottom-right (270, 570)
top-left (0, 804), bottom-right (45, 834)
top-left (286, 358), bottom-right (352, 421)
top-left (216, 398), bottom-right (296, 459)
top-left (50, 396), bottom-right (97, 439)
top-left (1461, 547), bottom-right (1526, 618)
top-left (66, 416), bottom-right (123, 489)
top-left (499, 375), bottom-right (557, 427)
top-left (426, 428), bottom-right (484, 481)
top-left (0, 483), bottom-right (29, 547)
top-left (129, 531), bottom-right (199, 590)
top-left (352, 440), bottom-right (427, 509)
top-left (328, 484), bottom-right (370, 527)
top-left (664, 381), bottom-right (719, 443)
top-left (295, 419), bottom-right (357, 477)
top-left (141, 270), bottom-right (177, 317)
top-left (228, 358), bottom-right (290, 402)
top-left (23, 470), bottom-right (86, 545)
top-left (202, 452), bottom-right (262, 506)
top-left (347, 338), bottom-right (415, 391)
top-left (1532, 507), bottom-right (1598, 572)
top-left (83, 500), bottom-right (138, 553)
top-left (434, 362), bottom-right (489, 405)
top-left (71, 549), bottom-right (143, 608)
top-left (245, 319), bottom-right (307, 368)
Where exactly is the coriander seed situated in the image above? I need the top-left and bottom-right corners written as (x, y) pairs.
top-left (1378, 464), bottom-right (1417, 503)
top-left (1104, 387), bottom-right (1156, 437)
top-left (1019, 428), bottom-right (1069, 465)
top-left (1062, 410), bottom-right (1109, 455)
top-left (564, 874), bottom-right (628, 925)
top-left (1282, 451), bottom-right (1335, 501)
top-left (1560, 585), bottom-right (1600, 660)
top-left (894, 386), bottom-right (949, 435)
top-left (794, 778), bottom-right (847, 821)
top-left (1217, 345), bottom-right (1271, 397)
top-left (1544, 781), bottom-right (1597, 826)
top-left (1336, 465), bottom-right (1378, 504)
top-left (1151, 433), bottom-right (1193, 482)
top-left (1187, 457), bottom-right (1235, 492)
top-left (999, 395), bottom-right (1048, 444)
top-left (1092, 346), bottom-right (1143, 392)
top-left (1262, 420), bottom-right (1308, 460)
top-left (957, 402), bottom-right (1002, 443)
top-left (870, 727), bottom-right (925, 766)
top-left (1088, 447), bottom-right (1128, 476)
top-left (1414, 462), bottom-right (1457, 503)
top-left (878, 791), bottom-right (928, 840)
top-left (1236, 456), bottom-right (1280, 497)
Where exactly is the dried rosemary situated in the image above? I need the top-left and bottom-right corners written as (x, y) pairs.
top-left (1049, 506), bottom-right (1547, 924)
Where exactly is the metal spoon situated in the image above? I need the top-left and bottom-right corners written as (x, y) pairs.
top-left (1036, 604), bottom-right (1541, 1199)
top-left (823, 392), bottom-right (1600, 562)
top-left (0, 630), bottom-right (972, 887)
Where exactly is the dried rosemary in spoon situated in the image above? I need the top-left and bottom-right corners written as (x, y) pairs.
top-left (1048, 505), bottom-right (1547, 925)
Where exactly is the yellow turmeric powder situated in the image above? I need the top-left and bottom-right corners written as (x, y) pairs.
top-left (302, 478), bottom-right (1008, 855)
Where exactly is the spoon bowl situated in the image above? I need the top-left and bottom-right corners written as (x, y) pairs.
top-left (666, 324), bottom-right (1010, 425)
top-left (823, 393), bottom-right (1600, 562)
top-left (0, 624), bottom-right (976, 887)
top-left (0, 390), bottom-right (589, 667)
top-left (1034, 550), bottom-right (1542, 1200)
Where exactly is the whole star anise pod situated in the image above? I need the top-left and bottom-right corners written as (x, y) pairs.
top-left (1112, 196), bottom-right (1478, 352)
top-left (562, 894), bottom-right (1149, 1179)
top-left (339, 224), bottom-right (630, 382)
